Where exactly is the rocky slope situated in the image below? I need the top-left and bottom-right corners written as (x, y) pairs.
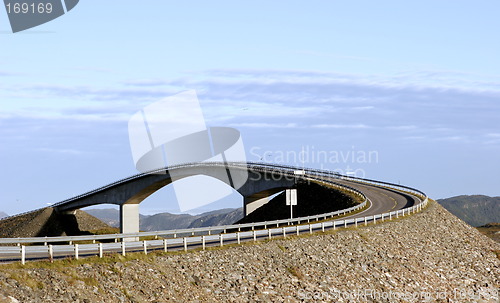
top-left (0, 208), bottom-right (110, 238)
top-left (0, 201), bottom-right (498, 302)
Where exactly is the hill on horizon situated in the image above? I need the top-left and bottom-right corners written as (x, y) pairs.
top-left (437, 195), bottom-right (500, 227)
top-left (85, 207), bottom-right (243, 231)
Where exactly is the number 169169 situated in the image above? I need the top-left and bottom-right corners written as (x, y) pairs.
top-left (5, 2), bottom-right (53, 14)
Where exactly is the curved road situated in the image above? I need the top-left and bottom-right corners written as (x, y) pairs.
top-left (334, 179), bottom-right (418, 220)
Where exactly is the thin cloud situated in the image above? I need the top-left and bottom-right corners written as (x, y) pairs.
top-left (433, 136), bottom-right (469, 143)
top-left (351, 106), bottom-right (375, 111)
top-left (2, 83), bottom-right (179, 102)
top-left (385, 125), bottom-right (418, 131)
top-left (123, 79), bottom-right (171, 87)
top-left (402, 136), bottom-right (427, 140)
top-left (295, 50), bottom-right (374, 62)
top-left (2, 67), bottom-right (498, 148)
top-left (37, 147), bottom-right (89, 156)
top-left (486, 133), bottom-right (500, 138)
top-left (312, 124), bottom-right (371, 129)
top-left (229, 122), bottom-right (298, 129)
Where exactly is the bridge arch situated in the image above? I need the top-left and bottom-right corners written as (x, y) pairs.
top-left (54, 164), bottom-right (297, 234)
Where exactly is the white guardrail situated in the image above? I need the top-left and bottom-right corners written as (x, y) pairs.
top-left (0, 163), bottom-right (428, 264)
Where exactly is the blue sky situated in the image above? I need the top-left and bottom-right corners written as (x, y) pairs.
top-left (1, 1), bottom-right (499, 216)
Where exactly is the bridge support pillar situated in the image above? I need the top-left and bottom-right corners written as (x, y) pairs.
top-left (244, 196), bottom-right (270, 216)
top-left (120, 204), bottom-right (140, 241)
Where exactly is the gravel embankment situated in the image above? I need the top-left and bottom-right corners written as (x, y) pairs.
top-left (0, 201), bottom-right (498, 302)
top-left (0, 208), bottom-right (110, 238)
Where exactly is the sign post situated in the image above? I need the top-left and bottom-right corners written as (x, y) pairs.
top-left (286, 189), bottom-right (297, 219)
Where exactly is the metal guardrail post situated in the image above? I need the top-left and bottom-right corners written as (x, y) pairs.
top-left (143, 241), bottom-right (148, 255)
top-left (163, 239), bottom-right (168, 252)
top-left (183, 238), bottom-right (187, 252)
top-left (202, 236), bottom-right (206, 250)
top-left (220, 234), bottom-right (223, 247)
top-left (99, 243), bottom-right (103, 258)
top-left (122, 242), bottom-right (126, 256)
top-left (21, 246), bottom-right (25, 265)
top-left (47, 244), bottom-right (54, 262)
top-left (74, 244), bottom-right (79, 260)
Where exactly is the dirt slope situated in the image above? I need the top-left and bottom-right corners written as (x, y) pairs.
top-left (0, 208), bottom-right (111, 238)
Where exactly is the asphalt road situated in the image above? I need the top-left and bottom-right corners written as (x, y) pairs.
top-left (334, 179), bottom-right (419, 220)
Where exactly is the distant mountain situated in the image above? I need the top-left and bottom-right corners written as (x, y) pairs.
top-left (437, 195), bottom-right (500, 227)
top-left (141, 208), bottom-right (242, 231)
top-left (85, 209), bottom-right (120, 227)
top-left (188, 208), bottom-right (243, 228)
top-left (141, 213), bottom-right (196, 231)
top-left (85, 209), bottom-right (148, 228)
top-left (85, 208), bottom-right (242, 231)
top-left (0, 212), bottom-right (8, 219)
